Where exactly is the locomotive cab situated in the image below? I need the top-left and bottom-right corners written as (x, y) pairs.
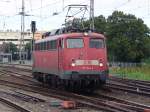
top-left (59, 32), bottom-right (109, 88)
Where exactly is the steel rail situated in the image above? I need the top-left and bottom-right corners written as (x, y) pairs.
top-left (93, 93), bottom-right (150, 110)
top-left (0, 79), bottom-right (145, 112)
top-left (0, 97), bottom-right (30, 112)
top-left (106, 83), bottom-right (150, 97)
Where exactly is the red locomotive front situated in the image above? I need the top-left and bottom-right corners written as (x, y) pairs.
top-left (33, 32), bottom-right (109, 90)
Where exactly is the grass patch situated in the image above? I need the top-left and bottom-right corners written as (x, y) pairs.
top-left (110, 65), bottom-right (150, 81)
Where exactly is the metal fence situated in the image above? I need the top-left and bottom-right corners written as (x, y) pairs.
top-left (109, 62), bottom-right (143, 68)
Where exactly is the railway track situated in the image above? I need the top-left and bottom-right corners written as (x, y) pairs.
top-left (0, 72), bottom-right (149, 112)
top-left (0, 97), bottom-right (30, 112)
top-left (1, 65), bottom-right (150, 98)
top-left (0, 79), bottom-right (113, 111)
top-left (110, 76), bottom-right (150, 87)
top-left (0, 90), bottom-right (45, 103)
top-left (106, 82), bottom-right (150, 97)
top-left (0, 78), bottom-right (150, 112)
top-left (3, 63), bottom-right (150, 89)
top-left (107, 76), bottom-right (150, 97)
top-left (0, 64), bottom-right (32, 73)
top-left (0, 64), bottom-right (150, 111)
top-left (94, 93), bottom-right (150, 109)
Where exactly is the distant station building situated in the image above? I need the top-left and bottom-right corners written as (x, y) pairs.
top-left (0, 31), bottom-right (31, 47)
top-left (0, 52), bottom-right (12, 63)
top-left (0, 30), bottom-right (43, 61)
top-left (0, 30), bottom-right (43, 47)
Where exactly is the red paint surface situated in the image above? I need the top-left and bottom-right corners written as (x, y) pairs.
top-left (33, 33), bottom-right (108, 75)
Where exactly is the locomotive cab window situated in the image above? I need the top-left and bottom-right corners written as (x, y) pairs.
top-left (89, 38), bottom-right (104, 48)
top-left (67, 38), bottom-right (83, 48)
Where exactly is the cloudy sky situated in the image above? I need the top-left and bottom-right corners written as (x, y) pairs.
top-left (0, 0), bottom-right (150, 31)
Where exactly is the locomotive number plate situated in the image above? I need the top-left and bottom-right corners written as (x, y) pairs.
top-left (75, 60), bottom-right (99, 65)
top-left (83, 60), bottom-right (91, 65)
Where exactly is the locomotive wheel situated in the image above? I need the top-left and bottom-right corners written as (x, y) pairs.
top-left (52, 76), bottom-right (57, 88)
top-left (64, 80), bottom-right (69, 90)
top-left (68, 80), bottom-right (72, 91)
top-left (32, 72), bottom-right (36, 79)
top-left (36, 73), bottom-right (44, 82)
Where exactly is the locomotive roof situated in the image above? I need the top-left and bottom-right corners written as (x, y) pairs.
top-left (35, 32), bottom-right (105, 44)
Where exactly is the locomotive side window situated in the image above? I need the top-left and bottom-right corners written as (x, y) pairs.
top-left (41, 42), bottom-right (44, 50)
top-left (47, 40), bottom-right (57, 50)
top-left (89, 38), bottom-right (104, 48)
top-left (51, 40), bottom-right (57, 49)
top-left (47, 41), bottom-right (50, 50)
top-left (35, 44), bottom-right (37, 51)
top-left (67, 38), bottom-right (83, 48)
top-left (38, 43), bottom-right (41, 50)
top-left (34, 44), bottom-right (36, 50)
top-left (39, 43), bottom-right (42, 50)
top-left (38, 43), bottom-right (40, 50)
top-left (44, 42), bottom-right (47, 50)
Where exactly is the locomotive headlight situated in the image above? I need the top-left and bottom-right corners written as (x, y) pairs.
top-left (98, 59), bottom-right (103, 67)
top-left (84, 32), bottom-right (88, 36)
top-left (99, 63), bottom-right (103, 67)
top-left (71, 63), bottom-right (76, 67)
top-left (71, 59), bottom-right (76, 67)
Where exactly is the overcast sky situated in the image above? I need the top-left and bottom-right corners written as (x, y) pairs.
top-left (0, 0), bottom-right (150, 31)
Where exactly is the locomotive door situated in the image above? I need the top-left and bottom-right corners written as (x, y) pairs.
top-left (58, 39), bottom-right (63, 74)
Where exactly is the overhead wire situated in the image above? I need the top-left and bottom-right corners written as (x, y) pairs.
top-left (41, 0), bottom-right (89, 19)
top-left (25, 0), bottom-right (62, 13)
top-left (36, 0), bottom-right (90, 30)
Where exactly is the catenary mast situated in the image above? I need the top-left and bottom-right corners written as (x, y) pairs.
top-left (90, 0), bottom-right (94, 30)
top-left (19, 0), bottom-right (25, 64)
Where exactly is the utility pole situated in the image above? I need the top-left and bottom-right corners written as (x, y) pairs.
top-left (19, 0), bottom-right (25, 64)
top-left (90, 0), bottom-right (94, 30)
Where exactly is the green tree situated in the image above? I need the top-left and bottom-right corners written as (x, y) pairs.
top-left (94, 15), bottom-right (107, 33)
top-left (2, 42), bottom-right (18, 60)
top-left (25, 42), bottom-right (31, 60)
top-left (106, 11), bottom-right (150, 62)
top-left (84, 15), bottom-right (107, 33)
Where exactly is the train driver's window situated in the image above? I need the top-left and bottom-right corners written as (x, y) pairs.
top-left (67, 38), bottom-right (83, 48)
top-left (89, 38), bottom-right (104, 48)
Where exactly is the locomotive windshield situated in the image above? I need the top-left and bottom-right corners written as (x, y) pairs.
top-left (89, 38), bottom-right (104, 48)
top-left (67, 38), bottom-right (84, 48)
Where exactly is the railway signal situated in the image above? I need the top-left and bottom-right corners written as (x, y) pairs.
top-left (31, 21), bottom-right (36, 33)
top-left (31, 21), bottom-right (36, 61)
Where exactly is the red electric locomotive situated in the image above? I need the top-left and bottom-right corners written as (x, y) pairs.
top-left (32, 30), bottom-right (109, 91)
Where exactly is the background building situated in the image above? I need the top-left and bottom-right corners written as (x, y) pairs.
top-left (0, 30), bottom-right (43, 61)
top-left (0, 31), bottom-right (31, 47)
top-left (0, 31), bottom-right (43, 47)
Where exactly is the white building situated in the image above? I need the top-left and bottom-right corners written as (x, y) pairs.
top-left (0, 31), bottom-right (32, 47)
